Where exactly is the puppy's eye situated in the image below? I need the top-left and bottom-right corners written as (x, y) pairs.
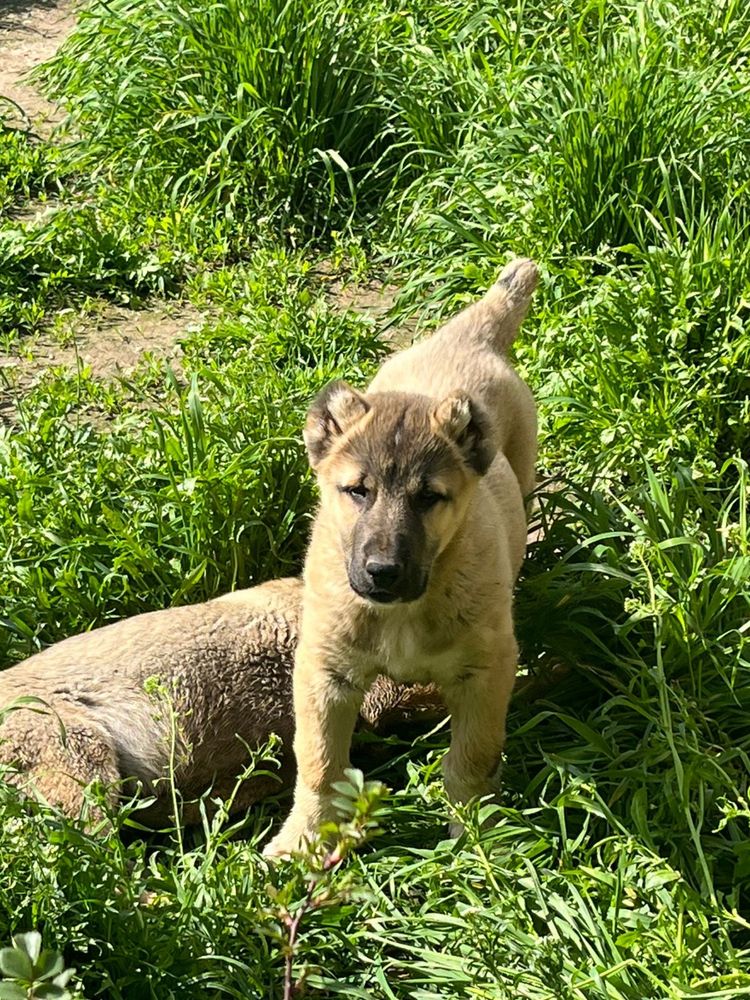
top-left (415, 488), bottom-right (447, 511)
top-left (340, 484), bottom-right (368, 503)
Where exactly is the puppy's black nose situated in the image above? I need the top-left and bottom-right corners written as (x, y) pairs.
top-left (365, 559), bottom-right (402, 589)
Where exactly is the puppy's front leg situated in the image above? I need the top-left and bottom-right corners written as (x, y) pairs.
top-left (442, 645), bottom-right (517, 836)
top-left (264, 645), bottom-right (363, 857)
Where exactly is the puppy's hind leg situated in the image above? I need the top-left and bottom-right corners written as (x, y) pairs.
top-left (1, 705), bottom-right (120, 823)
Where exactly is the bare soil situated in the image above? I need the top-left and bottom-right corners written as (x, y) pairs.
top-left (0, 303), bottom-right (206, 424)
top-left (0, 0), bottom-right (206, 418)
top-left (1, 301), bottom-right (202, 382)
top-left (317, 266), bottom-right (417, 347)
top-left (0, 0), bottom-right (75, 130)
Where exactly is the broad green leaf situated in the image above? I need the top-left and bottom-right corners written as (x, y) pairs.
top-left (0, 948), bottom-right (33, 981)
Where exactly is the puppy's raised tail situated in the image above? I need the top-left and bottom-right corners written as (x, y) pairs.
top-left (479, 257), bottom-right (539, 351)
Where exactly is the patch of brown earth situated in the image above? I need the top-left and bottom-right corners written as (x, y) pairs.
top-left (0, 0), bottom-right (76, 130)
top-left (316, 267), bottom-right (418, 347)
top-left (0, 303), bottom-right (204, 421)
top-left (325, 276), bottom-right (399, 321)
top-left (0, 1), bottom-right (206, 423)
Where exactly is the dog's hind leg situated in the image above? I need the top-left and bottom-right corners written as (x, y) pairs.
top-left (1, 704), bottom-right (120, 821)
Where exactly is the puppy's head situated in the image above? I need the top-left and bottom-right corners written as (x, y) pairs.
top-left (304, 381), bottom-right (495, 605)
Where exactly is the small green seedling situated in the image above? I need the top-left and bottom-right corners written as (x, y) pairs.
top-left (0, 932), bottom-right (76, 1000)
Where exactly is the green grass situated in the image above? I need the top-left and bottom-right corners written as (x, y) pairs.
top-left (0, 124), bottom-right (57, 216)
top-left (1, 0), bottom-right (750, 996)
top-left (38, 0), bottom-right (402, 231)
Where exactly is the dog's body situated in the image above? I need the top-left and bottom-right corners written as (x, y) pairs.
top-left (266, 258), bottom-right (539, 855)
top-left (0, 578), bottom-right (442, 823)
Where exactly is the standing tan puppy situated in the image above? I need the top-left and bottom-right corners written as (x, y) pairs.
top-left (265, 258), bottom-right (539, 856)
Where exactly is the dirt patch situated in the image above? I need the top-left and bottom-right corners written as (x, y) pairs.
top-left (0, 1), bottom-right (206, 422)
top-left (0, 302), bottom-right (204, 419)
top-left (316, 267), bottom-right (418, 347)
top-left (41, 302), bottom-right (203, 378)
top-left (0, 0), bottom-right (75, 130)
top-left (325, 276), bottom-right (399, 321)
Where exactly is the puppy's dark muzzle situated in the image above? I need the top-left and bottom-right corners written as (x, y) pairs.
top-left (348, 558), bottom-right (427, 604)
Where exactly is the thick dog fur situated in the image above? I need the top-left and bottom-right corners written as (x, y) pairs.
top-left (0, 578), bottom-right (443, 824)
top-left (266, 258), bottom-right (539, 855)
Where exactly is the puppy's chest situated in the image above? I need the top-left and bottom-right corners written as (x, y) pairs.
top-left (357, 614), bottom-right (475, 686)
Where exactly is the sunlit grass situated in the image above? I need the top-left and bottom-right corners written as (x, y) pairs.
top-left (1, 0), bottom-right (749, 996)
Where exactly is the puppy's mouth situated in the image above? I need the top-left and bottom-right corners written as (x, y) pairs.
top-left (348, 574), bottom-right (427, 606)
top-left (356, 586), bottom-right (401, 605)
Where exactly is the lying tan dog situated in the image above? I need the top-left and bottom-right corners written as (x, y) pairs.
top-left (266, 258), bottom-right (539, 855)
top-left (0, 577), bottom-right (444, 825)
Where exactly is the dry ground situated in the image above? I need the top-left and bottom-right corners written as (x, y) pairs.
top-left (0, 0), bottom-right (75, 129)
top-left (0, 0), bottom-right (205, 416)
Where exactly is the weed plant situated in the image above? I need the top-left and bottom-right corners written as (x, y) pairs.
top-left (0, 124), bottom-right (57, 216)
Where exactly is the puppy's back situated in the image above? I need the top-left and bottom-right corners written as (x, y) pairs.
top-left (0, 579), bottom-right (303, 799)
top-left (369, 259), bottom-right (539, 496)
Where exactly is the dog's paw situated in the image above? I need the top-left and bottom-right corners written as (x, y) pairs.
top-left (262, 834), bottom-right (296, 860)
top-left (262, 816), bottom-right (317, 859)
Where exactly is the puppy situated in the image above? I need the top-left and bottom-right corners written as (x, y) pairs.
top-left (265, 258), bottom-right (538, 855)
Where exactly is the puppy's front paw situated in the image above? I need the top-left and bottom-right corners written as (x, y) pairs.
top-left (262, 832), bottom-right (298, 859)
top-left (262, 813), bottom-right (319, 859)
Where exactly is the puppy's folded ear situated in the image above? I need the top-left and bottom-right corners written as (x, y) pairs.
top-left (304, 380), bottom-right (370, 468)
top-left (431, 393), bottom-right (496, 475)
